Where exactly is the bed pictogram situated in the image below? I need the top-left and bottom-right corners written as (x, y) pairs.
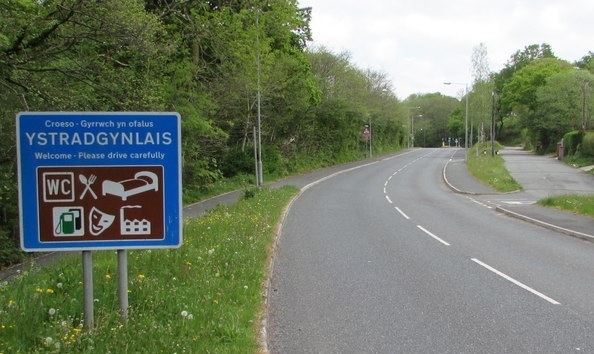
top-left (102, 171), bottom-right (159, 201)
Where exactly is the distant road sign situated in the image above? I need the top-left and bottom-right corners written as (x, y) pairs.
top-left (17, 112), bottom-right (182, 251)
top-left (362, 126), bottom-right (371, 141)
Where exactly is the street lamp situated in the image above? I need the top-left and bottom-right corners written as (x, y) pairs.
top-left (408, 106), bottom-right (421, 148)
top-left (412, 114), bottom-right (422, 148)
top-left (444, 82), bottom-right (469, 160)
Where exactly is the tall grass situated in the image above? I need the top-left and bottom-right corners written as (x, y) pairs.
top-left (466, 144), bottom-right (522, 192)
top-left (0, 186), bottom-right (299, 353)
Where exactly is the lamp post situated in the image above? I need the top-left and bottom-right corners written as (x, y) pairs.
top-left (408, 106), bottom-right (421, 148)
top-left (583, 81), bottom-right (590, 131)
top-left (491, 90), bottom-right (497, 156)
top-left (411, 114), bottom-right (422, 148)
top-left (444, 82), bottom-right (469, 160)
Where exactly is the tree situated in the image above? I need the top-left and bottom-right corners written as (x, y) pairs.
top-left (494, 43), bottom-right (556, 117)
top-left (535, 70), bottom-right (594, 146)
top-left (0, 0), bottom-right (172, 266)
top-left (404, 93), bottom-right (459, 147)
top-left (502, 57), bottom-right (574, 149)
top-left (575, 51), bottom-right (594, 74)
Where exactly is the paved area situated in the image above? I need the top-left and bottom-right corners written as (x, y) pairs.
top-left (444, 147), bottom-right (594, 241)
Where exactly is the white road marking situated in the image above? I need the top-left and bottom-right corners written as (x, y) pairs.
top-left (394, 206), bottom-right (410, 219)
top-left (471, 258), bottom-right (561, 305)
top-left (385, 195), bottom-right (393, 204)
top-left (417, 225), bottom-right (451, 246)
top-left (499, 200), bottom-right (536, 205)
top-left (467, 197), bottom-right (493, 209)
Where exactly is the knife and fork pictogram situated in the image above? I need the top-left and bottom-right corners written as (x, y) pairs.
top-left (79, 174), bottom-right (98, 199)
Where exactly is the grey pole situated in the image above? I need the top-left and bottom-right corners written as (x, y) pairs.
top-left (118, 250), bottom-right (129, 323)
top-left (83, 251), bottom-right (94, 330)
top-left (465, 85), bottom-right (469, 161)
top-left (256, 11), bottom-right (263, 186)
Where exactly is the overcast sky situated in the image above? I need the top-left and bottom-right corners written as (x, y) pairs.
top-left (297, 0), bottom-right (594, 100)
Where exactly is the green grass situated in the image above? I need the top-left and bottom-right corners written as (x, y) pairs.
top-left (543, 156), bottom-right (594, 218)
top-left (538, 195), bottom-right (594, 218)
top-left (466, 144), bottom-right (522, 193)
top-left (0, 186), bottom-right (299, 353)
top-left (563, 155), bottom-right (594, 170)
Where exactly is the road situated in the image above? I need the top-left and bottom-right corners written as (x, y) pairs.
top-left (267, 148), bottom-right (594, 353)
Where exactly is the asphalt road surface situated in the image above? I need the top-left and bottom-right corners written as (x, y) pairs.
top-left (267, 148), bottom-right (594, 353)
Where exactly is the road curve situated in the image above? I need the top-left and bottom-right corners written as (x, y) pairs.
top-left (267, 148), bottom-right (594, 353)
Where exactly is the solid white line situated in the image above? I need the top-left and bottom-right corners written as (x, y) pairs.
top-left (385, 195), bottom-right (393, 204)
top-left (394, 206), bottom-right (410, 219)
top-left (471, 258), bottom-right (561, 305)
top-left (416, 225), bottom-right (450, 246)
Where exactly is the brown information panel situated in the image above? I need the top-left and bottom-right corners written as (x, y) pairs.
top-left (37, 166), bottom-right (164, 242)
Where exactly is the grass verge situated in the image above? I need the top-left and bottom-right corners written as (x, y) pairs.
top-left (538, 195), bottom-right (594, 218)
top-left (466, 143), bottom-right (522, 193)
top-left (539, 155), bottom-right (594, 218)
top-left (0, 186), bottom-right (299, 353)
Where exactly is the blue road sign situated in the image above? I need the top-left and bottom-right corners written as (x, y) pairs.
top-left (16, 112), bottom-right (182, 251)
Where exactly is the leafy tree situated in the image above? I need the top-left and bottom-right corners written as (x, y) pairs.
top-left (404, 93), bottom-right (458, 147)
top-left (446, 107), bottom-right (465, 145)
top-left (574, 51), bottom-right (594, 74)
top-left (0, 0), bottom-right (173, 266)
top-left (494, 44), bottom-right (556, 95)
top-left (535, 69), bottom-right (594, 147)
top-left (500, 57), bottom-right (573, 149)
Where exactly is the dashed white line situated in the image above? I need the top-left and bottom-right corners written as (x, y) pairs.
top-left (417, 225), bottom-right (451, 246)
top-left (471, 258), bottom-right (560, 305)
top-left (394, 206), bottom-right (410, 219)
top-left (385, 195), bottom-right (393, 204)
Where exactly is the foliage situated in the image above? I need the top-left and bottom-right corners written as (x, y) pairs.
top-left (563, 131), bottom-right (584, 157)
top-left (579, 132), bottom-right (594, 158)
top-left (501, 57), bottom-right (574, 150)
top-left (404, 93), bottom-right (459, 147)
top-left (574, 51), bottom-right (594, 74)
top-left (493, 44), bottom-right (557, 145)
top-left (535, 70), bottom-right (594, 150)
top-left (0, 186), bottom-right (299, 353)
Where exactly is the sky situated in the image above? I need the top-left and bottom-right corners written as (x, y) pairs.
top-left (297, 0), bottom-right (594, 100)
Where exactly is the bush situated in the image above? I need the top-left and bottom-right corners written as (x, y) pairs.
top-left (579, 132), bottom-right (594, 158)
top-left (0, 228), bottom-right (23, 268)
top-left (562, 130), bottom-right (583, 157)
top-left (221, 147), bottom-right (255, 178)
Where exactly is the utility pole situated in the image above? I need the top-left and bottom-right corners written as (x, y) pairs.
top-left (491, 90), bottom-right (496, 156)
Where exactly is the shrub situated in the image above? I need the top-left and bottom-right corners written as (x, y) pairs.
top-left (579, 132), bottom-right (594, 158)
top-left (221, 147), bottom-right (255, 178)
top-left (562, 130), bottom-right (583, 157)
